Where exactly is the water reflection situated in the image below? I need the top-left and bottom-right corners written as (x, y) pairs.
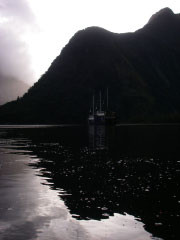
top-left (0, 131), bottom-right (157, 240)
top-left (89, 125), bottom-right (106, 150)
top-left (88, 125), bottom-right (116, 153)
top-left (0, 125), bottom-right (180, 240)
top-left (89, 126), bottom-right (101, 150)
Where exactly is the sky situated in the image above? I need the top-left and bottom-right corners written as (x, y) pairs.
top-left (0, 0), bottom-right (180, 85)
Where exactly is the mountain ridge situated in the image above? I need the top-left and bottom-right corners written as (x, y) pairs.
top-left (0, 8), bottom-right (180, 124)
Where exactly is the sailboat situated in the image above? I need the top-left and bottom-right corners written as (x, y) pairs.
top-left (88, 89), bottom-right (116, 125)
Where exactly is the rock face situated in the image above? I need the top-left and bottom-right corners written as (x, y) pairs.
top-left (0, 8), bottom-right (180, 124)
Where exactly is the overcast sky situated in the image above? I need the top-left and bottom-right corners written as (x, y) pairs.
top-left (0, 0), bottom-right (180, 85)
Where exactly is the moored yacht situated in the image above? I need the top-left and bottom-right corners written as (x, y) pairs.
top-left (88, 89), bottom-right (116, 125)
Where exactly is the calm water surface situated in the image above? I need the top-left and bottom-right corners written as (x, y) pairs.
top-left (0, 125), bottom-right (180, 240)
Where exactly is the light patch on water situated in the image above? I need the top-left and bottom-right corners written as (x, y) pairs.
top-left (37, 212), bottom-right (161, 240)
top-left (0, 145), bottom-right (162, 240)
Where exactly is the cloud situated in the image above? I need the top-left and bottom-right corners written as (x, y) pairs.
top-left (0, 0), bottom-right (37, 84)
top-left (0, 0), bottom-right (35, 23)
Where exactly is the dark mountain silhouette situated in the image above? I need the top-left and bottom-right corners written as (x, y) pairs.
top-left (0, 72), bottom-right (30, 105)
top-left (0, 7), bottom-right (180, 124)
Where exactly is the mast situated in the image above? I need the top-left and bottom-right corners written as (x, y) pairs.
top-left (93, 95), bottom-right (95, 115)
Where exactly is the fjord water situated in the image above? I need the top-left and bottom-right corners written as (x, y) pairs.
top-left (0, 125), bottom-right (179, 240)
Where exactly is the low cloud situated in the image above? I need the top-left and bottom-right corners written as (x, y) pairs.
top-left (0, 0), bottom-right (37, 84)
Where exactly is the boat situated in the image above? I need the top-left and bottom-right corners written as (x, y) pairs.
top-left (88, 89), bottom-right (116, 125)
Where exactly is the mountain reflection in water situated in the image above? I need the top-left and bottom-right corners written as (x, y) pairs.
top-left (0, 125), bottom-right (180, 240)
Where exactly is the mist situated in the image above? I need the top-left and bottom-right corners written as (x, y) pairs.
top-left (0, 0), bottom-right (38, 104)
top-left (0, 0), bottom-right (38, 82)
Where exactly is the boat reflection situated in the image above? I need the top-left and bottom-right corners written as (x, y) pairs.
top-left (88, 125), bottom-right (115, 152)
top-left (89, 125), bottom-right (106, 151)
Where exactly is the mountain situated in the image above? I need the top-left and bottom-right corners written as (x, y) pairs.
top-left (0, 72), bottom-right (30, 105)
top-left (0, 7), bottom-right (180, 124)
